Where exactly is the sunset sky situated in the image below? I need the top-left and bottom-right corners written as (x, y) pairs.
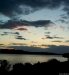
top-left (0, 0), bottom-right (69, 54)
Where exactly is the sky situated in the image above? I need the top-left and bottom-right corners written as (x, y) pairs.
top-left (0, 0), bottom-right (69, 54)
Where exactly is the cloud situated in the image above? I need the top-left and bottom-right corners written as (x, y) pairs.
top-left (0, 32), bottom-right (8, 36)
top-left (0, 32), bottom-right (20, 36)
top-left (46, 35), bottom-right (53, 39)
top-left (0, 20), bottom-right (4, 24)
top-left (57, 18), bottom-right (69, 24)
top-left (0, 0), bottom-right (69, 19)
top-left (0, 20), bottom-right (23, 29)
top-left (0, 0), bottom-right (35, 18)
top-left (57, 13), bottom-right (69, 24)
top-left (53, 36), bottom-right (63, 39)
top-left (16, 36), bottom-right (26, 40)
top-left (0, 0), bottom-right (60, 17)
top-left (58, 19), bottom-right (66, 23)
top-left (46, 35), bottom-right (63, 39)
top-left (65, 40), bottom-right (69, 42)
top-left (0, 33), bottom-right (8, 36)
top-left (60, 14), bottom-right (69, 19)
top-left (0, 20), bottom-right (53, 29)
top-left (52, 40), bottom-right (63, 42)
top-left (45, 32), bottom-right (51, 34)
top-left (0, 44), bottom-right (4, 46)
top-left (31, 41), bottom-right (37, 43)
top-left (16, 28), bottom-right (27, 31)
top-left (63, 6), bottom-right (69, 16)
top-left (11, 43), bottom-right (27, 46)
top-left (41, 34), bottom-right (64, 40)
top-left (14, 32), bottom-right (20, 35)
top-left (29, 20), bottom-right (54, 27)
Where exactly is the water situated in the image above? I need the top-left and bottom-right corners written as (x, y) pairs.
top-left (0, 54), bottom-right (68, 64)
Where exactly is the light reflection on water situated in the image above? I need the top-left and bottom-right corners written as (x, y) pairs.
top-left (0, 54), bottom-right (68, 64)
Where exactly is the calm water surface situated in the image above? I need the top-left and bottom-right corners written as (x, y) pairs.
top-left (0, 54), bottom-right (68, 64)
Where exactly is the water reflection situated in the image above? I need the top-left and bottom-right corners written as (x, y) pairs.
top-left (0, 54), bottom-right (68, 64)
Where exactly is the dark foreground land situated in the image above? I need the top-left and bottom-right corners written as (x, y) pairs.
top-left (0, 49), bottom-right (69, 74)
top-left (0, 59), bottom-right (69, 74)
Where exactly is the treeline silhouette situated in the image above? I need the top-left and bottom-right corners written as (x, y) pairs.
top-left (63, 53), bottom-right (69, 58)
top-left (0, 59), bottom-right (69, 74)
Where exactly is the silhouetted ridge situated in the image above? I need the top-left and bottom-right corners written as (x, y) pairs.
top-left (0, 49), bottom-right (59, 55)
top-left (0, 59), bottom-right (69, 73)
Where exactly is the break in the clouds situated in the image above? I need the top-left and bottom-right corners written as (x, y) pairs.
top-left (0, 20), bottom-right (53, 29)
top-left (0, 0), bottom-right (69, 18)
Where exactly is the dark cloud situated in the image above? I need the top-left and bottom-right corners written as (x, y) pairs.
top-left (61, 5), bottom-right (69, 21)
top-left (16, 36), bottom-right (26, 40)
top-left (45, 32), bottom-right (51, 34)
top-left (28, 20), bottom-right (54, 27)
top-left (41, 35), bottom-right (54, 39)
top-left (11, 43), bottom-right (27, 45)
top-left (31, 41), bottom-right (37, 43)
top-left (14, 32), bottom-right (20, 35)
top-left (0, 20), bottom-right (23, 29)
top-left (0, 32), bottom-right (20, 36)
top-left (63, 6), bottom-right (69, 16)
top-left (0, 0), bottom-right (69, 18)
top-left (57, 13), bottom-right (69, 24)
top-left (0, 20), bottom-right (4, 24)
top-left (46, 35), bottom-right (53, 39)
top-left (52, 40), bottom-right (63, 42)
top-left (65, 40), bottom-right (69, 42)
top-left (53, 36), bottom-right (63, 39)
top-left (41, 44), bottom-right (48, 47)
top-left (57, 17), bottom-right (69, 24)
top-left (0, 0), bottom-right (34, 17)
top-left (0, 44), bottom-right (4, 46)
top-left (9, 45), bottom-right (69, 54)
top-left (46, 35), bottom-right (63, 39)
top-left (58, 19), bottom-right (66, 23)
top-left (0, 20), bottom-right (53, 29)
top-left (0, 0), bottom-right (60, 17)
top-left (0, 33), bottom-right (8, 36)
top-left (42, 35), bottom-right (64, 40)
top-left (16, 28), bottom-right (27, 31)
top-left (60, 14), bottom-right (69, 19)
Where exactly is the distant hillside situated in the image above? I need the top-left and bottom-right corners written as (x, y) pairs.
top-left (0, 49), bottom-right (60, 55)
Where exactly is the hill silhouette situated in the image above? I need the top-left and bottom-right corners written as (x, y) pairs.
top-left (0, 49), bottom-right (60, 55)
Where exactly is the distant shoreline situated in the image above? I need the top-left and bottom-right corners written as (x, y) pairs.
top-left (0, 49), bottom-right (61, 55)
top-left (1, 49), bottom-right (69, 58)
